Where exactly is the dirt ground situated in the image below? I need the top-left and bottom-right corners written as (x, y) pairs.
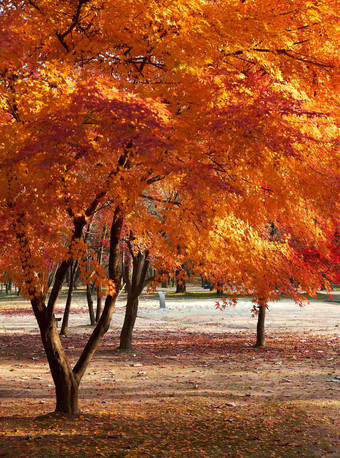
top-left (0, 290), bottom-right (339, 457)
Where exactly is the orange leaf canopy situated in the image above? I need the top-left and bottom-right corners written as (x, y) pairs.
top-left (0, 0), bottom-right (339, 298)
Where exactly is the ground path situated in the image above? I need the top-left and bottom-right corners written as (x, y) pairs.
top-left (0, 289), bottom-right (339, 457)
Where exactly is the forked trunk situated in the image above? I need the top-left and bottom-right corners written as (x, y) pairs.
top-left (16, 205), bottom-right (123, 416)
top-left (34, 302), bottom-right (80, 414)
top-left (119, 295), bottom-right (139, 350)
top-left (255, 303), bottom-right (266, 347)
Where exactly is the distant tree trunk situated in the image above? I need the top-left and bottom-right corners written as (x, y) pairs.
top-left (48, 269), bottom-right (57, 288)
top-left (96, 287), bottom-right (102, 322)
top-left (119, 295), bottom-right (139, 350)
top-left (5, 279), bottom-right (12, 294)
top-left (60, 261), bottom-right (76, 336)
top-left (73, 267), bottom-right (80, 289)
top-left (86, 283), bottom-right (96, 325)
top-left (118, 243), bottom-right (152, 350)
top-left (216, 282), bottom-right (224, 294)
top-left (176, 279), bottom-right (186, 293)
top-left (95, 226), bottom-right (106, 323)
top-left (255, 300), bottom-right (267, 347)
top-left (175, 266), bottom-right (186, 293)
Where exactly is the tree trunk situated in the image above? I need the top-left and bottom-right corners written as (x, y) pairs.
top-left (176, 279), bottom-right (186, 293)
top-left (255, 302), bottom-right (266, 347)
top-left (14, 199), bottom-right (124, 415)
top-left (55, 372), bottom-right (79, 414)
top-left (119, 295), bottom-right (139, 350)
top-left (119, 244), bottom-right (151, 350)
top-left (86, 283), bottom-right (96, 325)
top-left (216, 282), bottom-right (224, 294)
top-left (95, 227), bottom-right (105, 323)
top-left (60, 262), bottom-right (75, 336)
top-left (33, 301), bottom-right (80, 414)
top-left (95, 286), bottom-right (102, 322)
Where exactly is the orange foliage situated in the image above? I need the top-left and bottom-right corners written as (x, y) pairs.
top-left (0, 0), bottom-right (339, 412)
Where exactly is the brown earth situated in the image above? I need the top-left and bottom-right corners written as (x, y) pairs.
top-left (0, 290), bottom-right (339, 457)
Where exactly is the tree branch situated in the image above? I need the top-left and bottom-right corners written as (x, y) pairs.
top-left (73, 207), bottom-right (124, 380)
top-left (46, 214), bottom-right (87, 318)
top-left (55, 0), bottom-right (89, 52)
top-left (136, 251), bottom-right (150, 296)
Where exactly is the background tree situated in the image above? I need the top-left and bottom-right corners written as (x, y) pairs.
top-left (119, 240), bottom-right (153, 350)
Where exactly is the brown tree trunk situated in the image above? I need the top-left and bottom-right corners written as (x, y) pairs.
top-left (38, 211), bottom-right (122, 413)
top-left (60, 262), bottom-right (76, 336)
top-left (216, 282), bottom-right (224, 294)
top-left (95, 287), bottom-right (102, 322)
top-left (119, 244), bottom-right (151, 350)
top-left (176, 279), bottom-right (186, 293)
top-left (74, 209), bottom-right (124, 380)
top-left (33, 300), bottom-right (80, 414)
top-left (255, 301), bottom-right (266, 347)
top-left (86, 283), bottom-right (96, 325)
top-left (13, 195), bottom-right (124, 415)
top-left (119, 295), bottom-right (139, 350)
top-left (95, 226), bottom-right (106, 323)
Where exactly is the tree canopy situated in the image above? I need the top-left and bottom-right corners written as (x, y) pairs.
top-left (0, 0), bottom-right (339, 413)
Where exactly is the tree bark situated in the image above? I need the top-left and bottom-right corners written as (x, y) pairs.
top-left (176, 279), bottom-right (186, 293)
top-left (12, 186), bottom-right (124, 414)
top-left (118, 245), bottom-right (151, 350)
top-left (86, 283), bottom-right (96, 325)
top-left (95, 287), bottom-right (102, 322)
top-left (33, 298), bottom-right (80, 414)
top-left (255, 301), bottom-right (266, 347)
top-left (95, 226), bottom-right (106, 323)
top-left (216, 282), bottom-right (224, 294)
top-left (119, 295), bottom-right (139, 350)
top-left (60, 262), bottom-right (76, 336)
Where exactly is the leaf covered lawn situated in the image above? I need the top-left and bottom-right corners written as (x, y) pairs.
top-left (1, 328), bottom-right (339, 457)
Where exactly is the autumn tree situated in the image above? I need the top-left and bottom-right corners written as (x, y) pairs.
top-left (0, 0), bottom-right (339, 413)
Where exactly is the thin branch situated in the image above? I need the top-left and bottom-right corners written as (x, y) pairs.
top-left (146, 173), bottom-right (169, 185)
top-left (59, 0), bottom-right (86, 38)
top-left (6, 100), bottom-right (20, 122)
top-left (141, 194), bottom-right (180, 206)
top-left (137, 251), bottom-right (150, 295)
top-left (56, 0), bottom-right (88, 52)
top-left (252, 48), bottom-right (333, 69)
top-left (27, 0), bottom-right (41, 12)
top-left (127, 238), bottom-right (136, 262)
